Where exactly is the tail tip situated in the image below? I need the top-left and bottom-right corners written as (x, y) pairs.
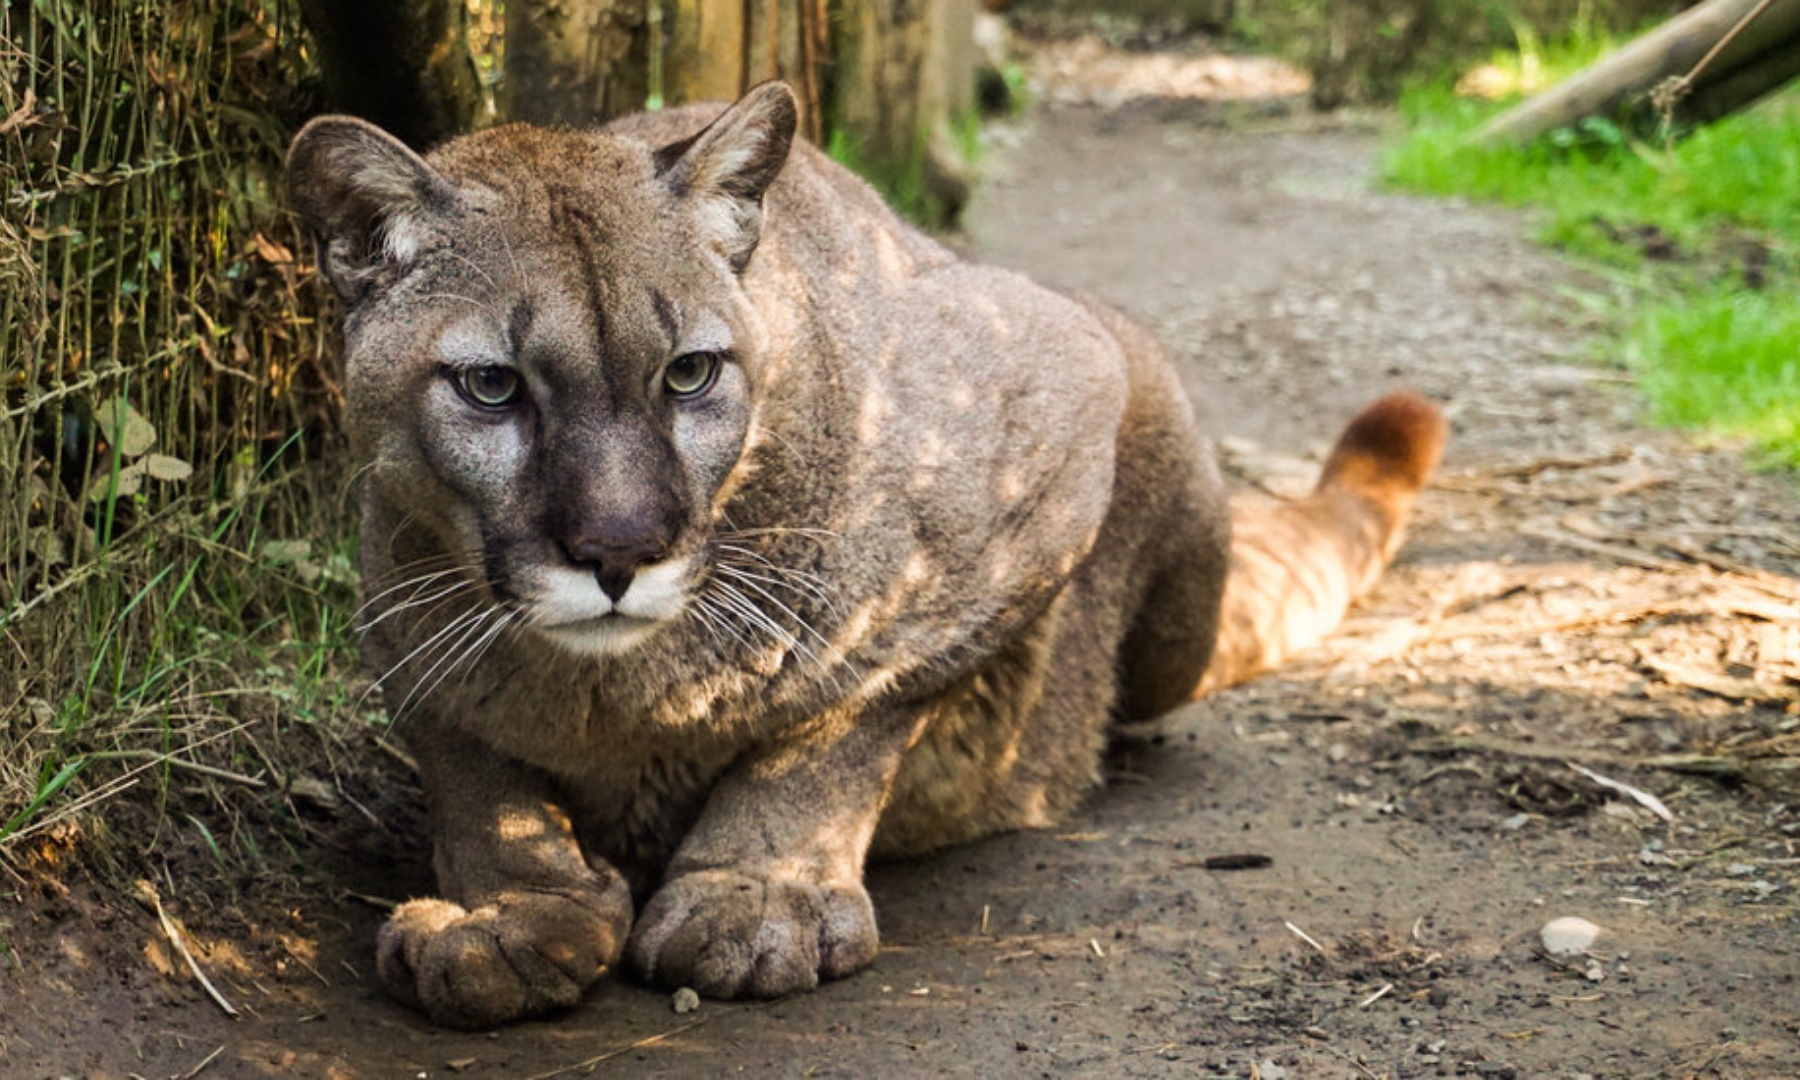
top-left (1319, 391), bottom-right (1447, 493)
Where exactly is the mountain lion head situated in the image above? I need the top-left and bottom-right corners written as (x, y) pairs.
top-left (288, 85), bottom-right (799, 656)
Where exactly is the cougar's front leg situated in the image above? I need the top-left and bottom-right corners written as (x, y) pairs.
top-left (377, 724), bottom-right (633, 1028)
top-left (627, 708), bottom-right (920, 998)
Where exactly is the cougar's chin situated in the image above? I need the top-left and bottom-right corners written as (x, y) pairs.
top-left (527, 557), bottom-right (695, 657)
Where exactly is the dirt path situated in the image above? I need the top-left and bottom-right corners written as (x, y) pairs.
top-left (7, 90), bottom-right (1800, 1079)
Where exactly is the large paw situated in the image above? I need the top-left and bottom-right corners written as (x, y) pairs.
top-left (627, 869), bottom-right (877, 998)
top-left (376, 880), bottom-right (632, 1029)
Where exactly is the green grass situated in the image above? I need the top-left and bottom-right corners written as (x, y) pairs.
top-left (1382, 47), bottom-right (1800, 467)
top-left (0, 437), bottom-right (365, 857)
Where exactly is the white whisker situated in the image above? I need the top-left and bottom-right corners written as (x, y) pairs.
top-left (360, 603), bottom-right (487, 709)
top-left (392, 606), bottom-right (501, 723)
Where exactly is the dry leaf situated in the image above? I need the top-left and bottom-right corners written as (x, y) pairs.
top-left (252, 232), bottom-right (294, 265)
top-left (141, 454), bottom-right (192, 482)
top-left (96, 398), bottom-right (156, 457)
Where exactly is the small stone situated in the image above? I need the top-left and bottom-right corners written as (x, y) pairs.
top-left (1500, 813), bottom-right (1530, 831)
top-left (1474, 1064), bottom-right (1517, 1079)
top-left (1257, 1062), bottom-right (1287, 1080)
top-left (1725, 863), bottom-right (1756, 877)
top-left (1540, 916), bottom-right (1602, 957)
top-left (1584, 959), bottom-right (1607, 983)
top-left (672, 987), bottom-right (701, 1014)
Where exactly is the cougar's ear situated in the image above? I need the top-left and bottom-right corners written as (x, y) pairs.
top-left (287, 116), bottom-right (460, 304)
top-left (654, 81), bottom-right (798, 272)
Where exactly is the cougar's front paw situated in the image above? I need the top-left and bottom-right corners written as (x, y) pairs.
top-left (376, 879), bottom-right (632, 1029)
top-left (627, 869), bottom-right (878, 998)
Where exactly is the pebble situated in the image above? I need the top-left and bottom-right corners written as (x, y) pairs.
top-left (1540, 916), bottom-right (1601, 956)
top-left (672, 987), bottom-right (701, 1014)
top-left (1256, 1062), bottom-right (1287, 1080)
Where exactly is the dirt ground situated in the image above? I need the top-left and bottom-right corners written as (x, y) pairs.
top-left (6, 48), bottom-right (1800, 1080)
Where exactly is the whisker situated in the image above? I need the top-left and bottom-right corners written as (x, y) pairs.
top-left (458, 608), bottom-right (521, 685)
top-left (360, 604), bottom-right (487, 709)
top-left (357, 578), bottom-right (478, 634)
top-left (716, 526), bottom-right (840, 541)
top-left (392, 606), bottom-right (501, 723)
top-left (714, 567), bottom-right (856, 683)
top-left (411, 291), bottom-right (496, 312)
top-left (714, 552), bottom-right (846, 617)
top-left (708, 578), bottom-right (844, 689)
top-left (353, 565), bottom-right (471, 623)
top-left (439, 248), bottom-right (500, 294)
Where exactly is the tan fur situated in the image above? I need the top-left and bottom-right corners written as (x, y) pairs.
top-left (286, 83), bottom-right (1444, 1029)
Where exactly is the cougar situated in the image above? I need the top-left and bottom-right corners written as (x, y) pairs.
top-left (287, 81), bottom-right (1445, 1029)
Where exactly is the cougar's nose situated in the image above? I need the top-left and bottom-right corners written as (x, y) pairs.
top-left (559, 522), bottom-right (674, 603)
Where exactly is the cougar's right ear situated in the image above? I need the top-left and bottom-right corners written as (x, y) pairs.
top-left (287, 116), bottom-right (460, 304)
top-left (654, 81), bottom-right (798, 273)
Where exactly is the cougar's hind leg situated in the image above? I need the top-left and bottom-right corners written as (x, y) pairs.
top-left (1101, 318), bottom-right (1233, 724)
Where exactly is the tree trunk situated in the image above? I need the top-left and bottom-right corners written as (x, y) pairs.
top-left (297, 0), bottom-right (484, 147)
top-left (1471, 0), bottom-right (1800, 147)
top-left (665, 0), bottom-right (750, 105)
top-left (504, 0), bottom-right (650, 126)
top-left (830, 0), bottom-right (976, 217)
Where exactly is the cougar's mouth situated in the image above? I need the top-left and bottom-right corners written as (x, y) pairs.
top-left (525, 555), bottom-right (697, 656)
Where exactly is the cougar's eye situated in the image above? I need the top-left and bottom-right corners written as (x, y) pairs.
top-left (663, 351), bottom-right (721, 399)
top-left (455, 366), bottom-right (521, 409)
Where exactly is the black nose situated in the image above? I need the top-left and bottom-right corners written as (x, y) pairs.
top-left (560, 530), bottom-right (672, 603)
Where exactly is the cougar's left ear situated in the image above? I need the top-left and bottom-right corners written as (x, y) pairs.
top-left (654, 81), bottom-right (798, 273)
top-left (287, 115), bottom-right (462, 305)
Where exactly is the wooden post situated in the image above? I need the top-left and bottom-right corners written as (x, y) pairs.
top-left (1470, 0), bottom-right (1800, 148)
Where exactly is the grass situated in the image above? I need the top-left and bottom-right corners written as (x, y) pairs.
top-left (0, 444), bottom-right (366, 858)
top-left (1382, 44), bottom-right (1800, 468)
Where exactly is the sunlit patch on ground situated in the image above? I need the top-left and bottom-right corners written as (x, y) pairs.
top-left (1025, 35), bottom-right (1311, 106)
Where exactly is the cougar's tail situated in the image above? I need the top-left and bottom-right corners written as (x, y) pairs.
top-left (1197, 392), bottom-right (1446, 695)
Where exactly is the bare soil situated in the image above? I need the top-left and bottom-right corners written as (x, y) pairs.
top-left (6, 65), bottom-right (1800, 1080)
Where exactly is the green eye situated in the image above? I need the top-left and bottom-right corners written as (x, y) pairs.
top-left (457, 366), bottom-right (521, 409)
top-left (664, 352), bottom-right (721, 399)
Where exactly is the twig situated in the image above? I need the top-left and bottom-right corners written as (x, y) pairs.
top-left (1569, 763), bottom-right (1674, 823)
top-left (1357, 982), bottom-right (1394, 1008)
top-left (180, 1045), bottom-right (226, 1079)
top-left (523, 1018), bottom-right (709, 1080)
top-left (136, 880), bottom-right (238, 1018)
top-left (84, 750), bottom-right (265, 787)
top-left (1284, 920), bottom-right (1326, 953)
